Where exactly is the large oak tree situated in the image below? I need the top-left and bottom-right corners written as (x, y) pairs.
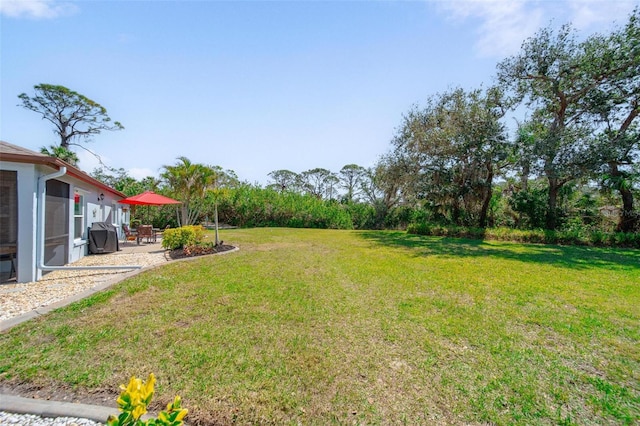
top-left (389, 87), bottom-right (509, 227)
top-left (586, 9), bottom-right (640, 232)
top-left (497, 10), bottom-right (639, 230)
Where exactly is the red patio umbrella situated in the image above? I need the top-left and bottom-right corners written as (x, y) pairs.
top-left (119, 191), bottom-right (181, 224)
top-left (119, 191), bottom-right (181, 206)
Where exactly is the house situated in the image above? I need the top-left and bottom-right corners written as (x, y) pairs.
top-left (0, 141), bottom-right (130, 283)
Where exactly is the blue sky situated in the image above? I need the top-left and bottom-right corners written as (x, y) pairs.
top-left (1, 0), bottom-right (637, 184)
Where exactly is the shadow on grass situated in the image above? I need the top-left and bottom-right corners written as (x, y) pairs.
top-left (357, 230), bottom-right (640, 271)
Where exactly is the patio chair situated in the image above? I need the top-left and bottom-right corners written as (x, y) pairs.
top-left (136, 225), bottom-right (156, 244)
top-left (122, 224), bottom-right (137, 242)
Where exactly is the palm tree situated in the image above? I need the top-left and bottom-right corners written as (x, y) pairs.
top-left (40, 144), bottom-right (79, 166)
top-left (161, 157), bottom-right (216, 226)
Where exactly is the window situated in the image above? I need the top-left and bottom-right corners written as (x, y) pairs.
top-left (73, 191), bottom-right (85, 240)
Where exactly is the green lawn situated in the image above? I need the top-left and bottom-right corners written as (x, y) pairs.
top-left (1, 228), bottom-right (638, 425)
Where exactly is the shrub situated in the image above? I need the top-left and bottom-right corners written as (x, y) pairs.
top-left (107, 373), bottom-right (187, 426)
top-left (407, 222), bottom-right (431, 235)
top-left (407, 221), bottom-right (640, 248)
top-left (590, 230), bottom-right (607, 246)
top-left (345, 203), bottom-right (377, 230)
top-left (162, 226), bottom-right (204, 250)
top-left (508, 187), bottom-right (548, 229)
top-left (611, 231), bottom-right (640, 248)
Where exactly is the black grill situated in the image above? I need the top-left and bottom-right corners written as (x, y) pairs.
top-left (88, 222), bottom-right (119, 254)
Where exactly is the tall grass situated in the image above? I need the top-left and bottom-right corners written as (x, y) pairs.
top-left (217, 186), bottom-right (353, 229)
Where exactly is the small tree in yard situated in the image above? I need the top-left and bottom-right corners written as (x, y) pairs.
top-left (161, 157), bottom-right (214, 227)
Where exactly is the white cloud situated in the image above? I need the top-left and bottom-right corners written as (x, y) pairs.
top-left (436, 0), bottom-right (545, 57)
top-left (435, 0), bottom-right (638, 58)
top-left (128, 167), bottom-right (157, 180)
top-left (0, 0), bottom-right (77, 19)
top-left (75, 150), bottom-right (157, 180)
top-left (76, 149), bottom-right (107, 174)
top-left (567, 0), bottom-right (638, 31)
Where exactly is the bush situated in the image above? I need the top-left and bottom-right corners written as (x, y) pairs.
top-left (407, 222), bottom-right (640, 248)
top-left (508, 186), bottom-right (548, 229)
top-left (611, 231), bottom-right (640, 248)
top-left (590, 230), bottom-right (607, 246)
top-left (406, 222), bottom-right (431, 235)
top-left (107, 373), bottom-right (187, 426)
top-left (161, 226), bottom-right (204, 250)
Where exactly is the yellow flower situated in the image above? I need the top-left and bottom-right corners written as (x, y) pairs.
top-left (166, 395), bottom-right (181, 411)
top-left (125, 376), bottom-right (142, 395)
top-left (174, 408), bottom-right (188, 422)
top-left (109, 374), bottom-right (185, 425)
top-left (142, 373), bottom-right (156, 405)
top-left (115, 374), bottom-right (155, 419)
top-left (132, 404), bottom-right (147, 420)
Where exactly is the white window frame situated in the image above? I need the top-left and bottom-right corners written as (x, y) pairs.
top-left (73, 189), bottom-right (88, 241)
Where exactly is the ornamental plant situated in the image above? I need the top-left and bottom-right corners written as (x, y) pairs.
top-left (161, 225), bottom-right (204, 250)
top-left (107, 374), bottom-right (188, 426)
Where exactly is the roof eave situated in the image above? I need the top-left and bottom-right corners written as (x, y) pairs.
top-left (1, 152), bottom-right (127, 199)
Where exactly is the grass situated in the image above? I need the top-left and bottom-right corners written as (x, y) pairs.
top-left (0, 228), bottom-right (638, 425)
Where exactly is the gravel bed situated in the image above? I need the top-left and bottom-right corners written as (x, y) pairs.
top-left (0, 411), bottom-right (102, 425)
top-left (0, 250), bottom-right (168, 321)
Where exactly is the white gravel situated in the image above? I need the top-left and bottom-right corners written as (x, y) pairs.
top-left (0, 249), bottom-right (168, 321)
top-left (0, 412), bottom-right (102, 426)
